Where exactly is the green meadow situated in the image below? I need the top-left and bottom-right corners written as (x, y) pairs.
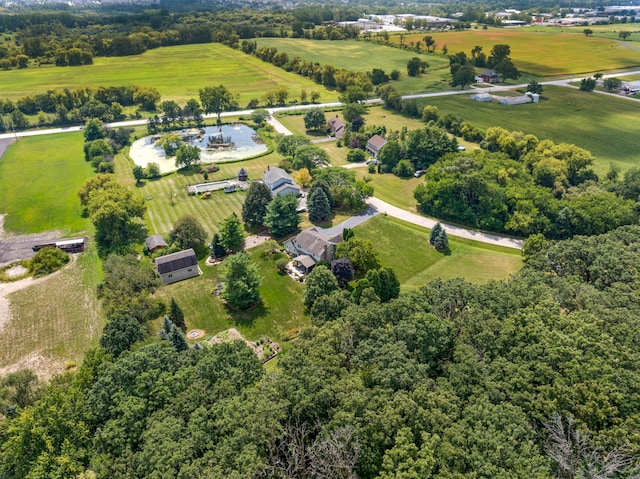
top-left (418, 85), bottom-right (640, 174)
top-left (393, 29), bottom-right (640, 77)
top-left (256, 38), bottom-right (452, 93)
top-left (356, 215), bottom-right (522, 287)
top-left (0, 43), bottom-right (335, 105)
top-left (0, 133), bottom-right (93, 234)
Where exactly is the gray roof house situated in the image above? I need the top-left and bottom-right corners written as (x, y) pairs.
top-left (328, 115), bottom-right (346, 139)
top-left (284, 227), bottom-right (342, 267)
top-left (366, 134), bottom-right (387, 157)
top-left (154, 248), bottom-right (201, 285)
top-left (263, 167), bottom-right (301, 197)
top-left (145, 235), bottom-right (168, 253)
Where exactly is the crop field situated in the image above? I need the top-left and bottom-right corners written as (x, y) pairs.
top-left (256, 38), bottom-right (452, 93)
top-left (417, 85), bottom-right (640, 173)
top-left (391, 29), bottom-right (640, 77)
top-left (0, 133), bottom-right (93, 234)
top-left (0, 43), bottom-right (335, 105)
top-left (0, 244), bottom-right (102, 378)
top-left (152, 243), bottom-right (307, 343)
top-left (356, 215), bottom-right (522, 287)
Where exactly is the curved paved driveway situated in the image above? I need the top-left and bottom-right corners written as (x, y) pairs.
top-left (366, 197), bottom-right (524, 250)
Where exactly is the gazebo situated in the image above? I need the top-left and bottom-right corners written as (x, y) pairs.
top-left (238, 168), bottom-right (248, 181)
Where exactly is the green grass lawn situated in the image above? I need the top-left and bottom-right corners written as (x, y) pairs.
top-left (0, 133), bottom-right (94, 234)
top-left (356, 171), bottom-right (423, 212)
top-left (394, 29), bottom-right (640, 77)
top-left (123, 141), bottom-right (284, 237)
top-left (356, 215), bottom-right (523, 288)
top-left (0, 244), bottom-right (102, 377)
top-left (153, 243), bottom-right (307, 343)
top-left (0, 43), bottom-right (336, 105)
top-left (256, 38), bottom-right (452, 93)
top-left (417, 85), bottom-right (640, 174)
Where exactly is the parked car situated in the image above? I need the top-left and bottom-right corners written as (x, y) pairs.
top-left (366, 158), bottom-right (378, 165)
top-left (296, 206), bottom-right (307, 213)
top-left (414, 169), bottom-right (426, 178)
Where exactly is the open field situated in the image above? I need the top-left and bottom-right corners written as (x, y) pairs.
top-left (356, 171), bottom-right (422, 212)
top-left (392, 29), bottom-right (640, 77)
top-left (0, 43), bottom-right (335, 105)
top-left (356, 215), bottom-right (522, 287)
top-left (152, 243), bottom-right (307, 343)
top-left (0, 133), bottom-right (93, 235)
top-left (0, 244), bottom-right (102, 378)
top-left (417, 85), bottom-right (640, 174)
top-left (256, 38), bottom-right (452, 93)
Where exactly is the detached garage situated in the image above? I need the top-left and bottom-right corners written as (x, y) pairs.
top-left (155, 249), bottom-right (201, 285)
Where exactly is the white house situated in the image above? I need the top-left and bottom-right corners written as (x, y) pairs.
top-left (155, 249), bottom-right (201, 285)
top-left (263, 167), bottom-right (301, 197)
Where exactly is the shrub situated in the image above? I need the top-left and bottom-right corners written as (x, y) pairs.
top-left (29, 247), bottom-right (70, 277)
top-left (276, 258), bottom-right (289, 275)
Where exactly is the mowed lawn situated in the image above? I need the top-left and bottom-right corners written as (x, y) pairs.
top-left (133, 150), bottom-right (283, 237)
top-left (0, 43), bottom-right (335, 105)
top-left (393, 29), bottom-right (640, 77)
top-left (256, 38), bottom-right (452, 93)
top-left (153, 243), bottom-right (307, 343)
top-left (0, 244), bottom-right (102, 378)
top-left (356, 215), bottom-right (523, 288)
top-left (0, 133), bottom-right (93, 234)
top-left (418, 85), bottom-right (640, 173)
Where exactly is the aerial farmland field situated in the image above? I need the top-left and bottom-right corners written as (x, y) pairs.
top-left (0, 43), bottom-right (335, 105)
top-left (256, 38), bottom-right (452, 93)
top-left (393, 29), bottom-right (640, 77)
top-left (417, 85), bottom-right (640, 174)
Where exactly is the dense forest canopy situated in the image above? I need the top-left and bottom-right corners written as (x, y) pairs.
top-left (2, 225), bottom-right (640, 478)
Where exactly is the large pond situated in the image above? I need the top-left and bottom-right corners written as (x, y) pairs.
top-left (129, 124), bottom-right (267, 174)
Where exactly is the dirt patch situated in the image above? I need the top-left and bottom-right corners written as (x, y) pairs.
top-left (208, 327), bottom-right (281, 362)
top-left (0, 352), bottom-right (65, 382)
top-left (4, 265), bottom-right (28, 278)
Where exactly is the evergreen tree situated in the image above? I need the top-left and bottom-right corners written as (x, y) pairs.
top-left (308, 187), bottom-right (331, 223)
top-left (264, 194), bottom-right (300, 237)
top-left (429, 222), bottom-right (443, 246)
top-left (219, 213), bottom-right (244, 252)
top-left (242, 181), bottom-right (273, 228)
top-left (433, 229), bottom-right (449, 252)
top-left (221, 253), bottom-right (262, 310)
top-left (159, 316), bottom-right (188, 352)
top-left (210, 233), bottom-right (227, 259)
top-left (309, 179), bottom-right (334, 207)
top-left (343, 228), bottom-right (355, 241)
top-left (169, 298), bottom-right (186, 332)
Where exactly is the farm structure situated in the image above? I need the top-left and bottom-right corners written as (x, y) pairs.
top-left (145, 235), bottom-right (167, 253)
top-left (366, 134), bottom-right (388, 158)
top-left (475, 71), bottom-right (499, 84)
top-left (263, 166), bottom-right (301, 197)
top-left (284, 227), bottom-right (343, 267)
top-left (471, 92), bottom-right (540, 104)
top-left (32, 236), bottom-right (88, 253)
top-left (154, 248), bottom-right (201, 285)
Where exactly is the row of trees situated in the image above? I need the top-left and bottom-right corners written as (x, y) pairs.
top-left (4, 224), bottom-right (640, 477)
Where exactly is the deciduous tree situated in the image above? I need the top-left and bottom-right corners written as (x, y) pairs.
top-left (264, 194), bottom-right (300, 237)
top-left (304, 264), bottom-right (339, 310)
top-left (169, 214), bottom-right (207, 252)
top-left (199, 85), bottom-right (239, 123)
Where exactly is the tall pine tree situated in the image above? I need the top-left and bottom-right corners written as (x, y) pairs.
top-left (308, 187), bottom-right (331, 223)
top-left (169, 298), bottom-right (186, 332)
top-left (429, 222), bottom-right (443, 246)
